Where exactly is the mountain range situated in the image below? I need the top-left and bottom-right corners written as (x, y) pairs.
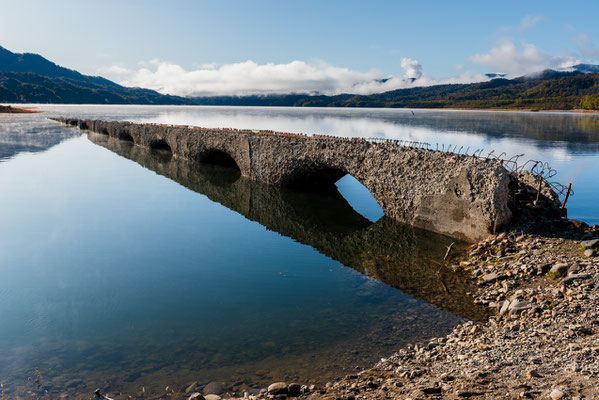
top-left (1, 45), bottom-right (598, 110)
top-left (0, 46), bottom-right (193, 104)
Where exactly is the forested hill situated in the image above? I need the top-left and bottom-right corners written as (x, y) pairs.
top-left (0, 46), bottom-right (193, 104)
top-left (192, 71), bottom-right (599, 110)
top-left (0, 72), bottom-right (194, 104)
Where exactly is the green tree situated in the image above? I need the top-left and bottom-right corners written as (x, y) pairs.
top-left (581, 94), bottom-right (599, 110)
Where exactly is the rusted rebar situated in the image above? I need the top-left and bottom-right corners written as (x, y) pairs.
top-left (535, 175), bottom-right (543, 203)
top-left (561, 183), bottom-right (572, 209)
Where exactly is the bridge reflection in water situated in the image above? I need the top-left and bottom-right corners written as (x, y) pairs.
top-left (89, 132), bottom-right (488, 322)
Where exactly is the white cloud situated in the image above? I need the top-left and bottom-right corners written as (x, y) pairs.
top-left (112, 60), bottom-right (382, 96)
top-left (400, 58), bottom-right (423, 80)
top-left (470, 38), bottom-right (580, 77)
top-left (349, 70), bottom-right (489, 95)
top-left (100, 58), bottom-right (490, 97)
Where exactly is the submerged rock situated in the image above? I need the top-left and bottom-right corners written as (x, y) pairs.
top-left (203, 382), bottom-right (223, 395)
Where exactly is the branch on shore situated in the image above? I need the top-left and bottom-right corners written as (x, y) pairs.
top-left (94, 389), bottom-right (115, 400)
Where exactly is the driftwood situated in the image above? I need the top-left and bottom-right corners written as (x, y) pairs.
top-left (94, 389), bottom-right (115, 400)
top-left (444, 242), bottom-right (455, 261)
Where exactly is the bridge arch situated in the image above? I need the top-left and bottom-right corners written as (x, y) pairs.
top-left (199, 148), bottom-right (241, 170)
top-left (285, 165), bottom-right (347, 193)
top-left (118, 129), bottom-right (134, 143)
top-left (149, 139), bottom-right (172, 153)
top-left (283, 164), bottom-right (384, 220)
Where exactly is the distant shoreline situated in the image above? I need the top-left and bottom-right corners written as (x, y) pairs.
top-left (438, 107), bottom-right (599, 114)
top-left (0, 105), bottom-right (43, 113)
top-left (5, 103), bottom-right (599, 115)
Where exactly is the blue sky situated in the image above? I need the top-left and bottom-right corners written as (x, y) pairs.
top-left (1, 0), bottom-right (598, 96)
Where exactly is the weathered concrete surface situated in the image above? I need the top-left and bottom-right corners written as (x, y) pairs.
top-left (53, 117), bottom-right (515, 241)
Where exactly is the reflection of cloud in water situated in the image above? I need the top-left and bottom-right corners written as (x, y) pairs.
top-left (142, 110), bottom-right (574, 165)
top-left (550, 148), bottom-right (574, 163)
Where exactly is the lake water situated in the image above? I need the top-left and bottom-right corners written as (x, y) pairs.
top-left (1, 105), bottom-right (598, 398)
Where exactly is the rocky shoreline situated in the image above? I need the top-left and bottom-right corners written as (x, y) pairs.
top-left (163, 220), bottom-right (599, 400)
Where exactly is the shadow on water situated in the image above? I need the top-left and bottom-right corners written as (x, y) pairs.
top-left (89, 132), bottom-right (488, 322)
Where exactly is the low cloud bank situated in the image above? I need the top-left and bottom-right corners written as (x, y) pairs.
top-left (470, 39), bottom-right (580, 77)
top-left (99, 38), bottom-right (593, 97)
top-left (100, 58), bottom-right (489, 97)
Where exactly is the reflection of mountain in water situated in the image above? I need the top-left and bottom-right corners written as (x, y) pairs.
top-left (89, 133), bottom-right (488, 321)
top-left (0, 115), bottom-right (75, 161)
top-left (401, 111), bottom-right (599, 146)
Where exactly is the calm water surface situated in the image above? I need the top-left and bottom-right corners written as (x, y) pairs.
top-left (1, 106), bottom-right (598, 398)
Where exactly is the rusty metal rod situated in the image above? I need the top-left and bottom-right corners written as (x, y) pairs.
top-left (535, 175), bottom-right (543, 203)
top-left (561, 183), bottom-right (572, 209)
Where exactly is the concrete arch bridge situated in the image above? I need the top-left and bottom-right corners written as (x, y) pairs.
top-left (52, 117), bottom-right (558, 241)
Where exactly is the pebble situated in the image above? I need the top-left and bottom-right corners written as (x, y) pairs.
top-left (584, 249), bottom-right (595, 257)
top-left (550, 262), bottom-right (568, 276)
top-left (508, 299), bottom-right (531, 314)
top-left (561, 273), bottom-right (591, 285)
top-left (267, 382), bottom-right (288, 395)
top-left (483, 272), bottom-right (506, 283)
top-left (526, 369), bottom-right (541, 378)
top-left (203, 382), bottom-right (223, 395)
top-left (581, 238), bottom-right (599, 249)
top-left (549, 388), bottom-right (566, 399)
top-left (287, 383), bottom-right (301, 397)
top-left (498, 300), bottom-right (510, 317)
